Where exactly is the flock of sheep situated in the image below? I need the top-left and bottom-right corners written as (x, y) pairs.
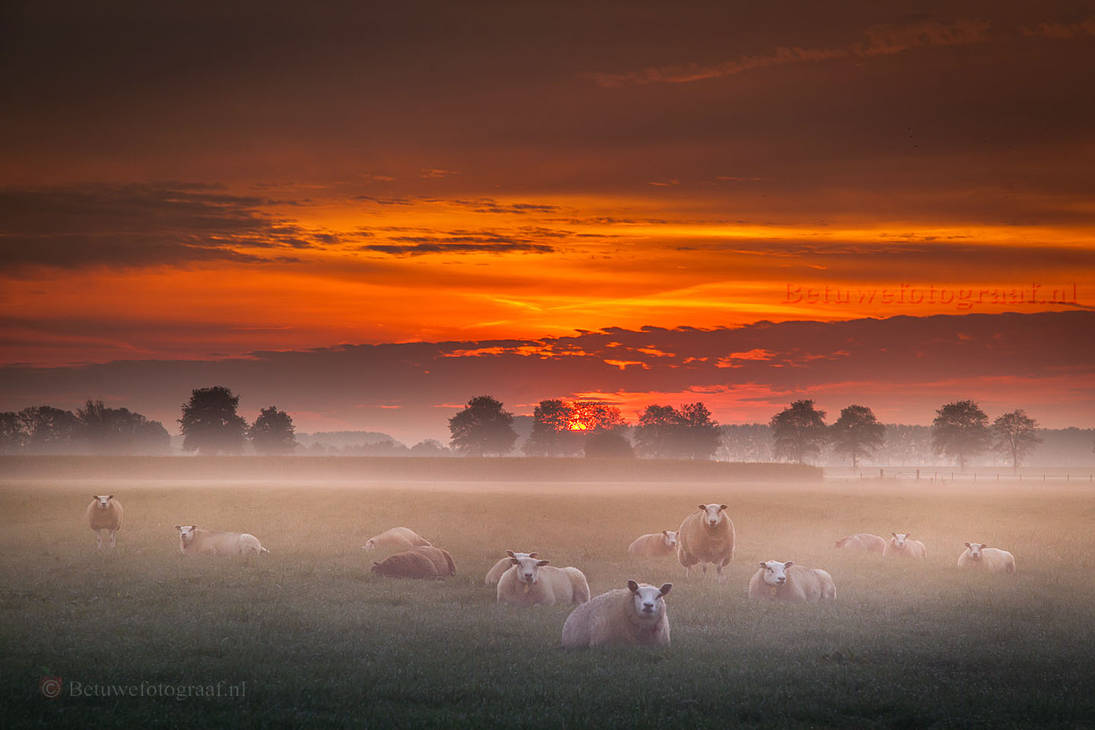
top-left (86, 495), bottom-right (1018, 649)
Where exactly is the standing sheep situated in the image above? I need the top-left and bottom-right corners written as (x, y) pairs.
top-left (835, 533), bottom-right (887, 553)
top-left (748, 560), bottom-right (836, 602)
top-left (485, 550), bottom-right (538, 585)
top-left (957, 542), bottom-right (1016, 574)
top-left (884, 533), bottom-right (927, 560)
top-left (497, 555), bottom-right (590, 607)
top-left (86, 495), bottom-right (124, 550)
top-left (677, 504), bottom-right (735, 580)
top-left (362, 527), bottom-right (432, 553)
top-left (562, 580), bottom-right (672, 649)
top-left (371, 546), bottom-right (454, 579)
top-left (627, 530), bottom-right (678, 558)
top-left (175, 525), bottom-right (269, 556)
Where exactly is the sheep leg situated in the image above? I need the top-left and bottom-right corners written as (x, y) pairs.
top-left (716, 561), bottom-right (728, 583)
top-left (109, 530), bottom-right (117, 549)
top-left (95, 530), bottom-right (104, 550)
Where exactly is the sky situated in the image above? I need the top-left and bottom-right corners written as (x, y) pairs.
top-left (1, 2), bottom-right (1093, 438)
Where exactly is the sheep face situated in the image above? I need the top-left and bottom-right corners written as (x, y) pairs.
top-left (176, 525), bottom-right (197, 546)
top-left (697, 504), bottom-right (728, 529)
top-left (662, 531), bottom-right (678, 548)
top-left (627, 580), bottom-right (671, 623)
top-left (363, 538), bottom-right (377, 551)
top-left (511, 556), bottom-right (549, 584)
top-left (759, 560), bottom-right (793, 586)
top-left (891, 533), bottom-right (910, 547)
top-left (92, 495), bottom-right (114, 509)
top-left (965, 542), bottom-right (985, 559)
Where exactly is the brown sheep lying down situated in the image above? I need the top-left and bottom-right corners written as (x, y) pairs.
top-left (371, 546), bottom-right (456, 578)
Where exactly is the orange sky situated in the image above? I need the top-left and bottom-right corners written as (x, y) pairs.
top-left (1, 2), bottom-right (1093, 433)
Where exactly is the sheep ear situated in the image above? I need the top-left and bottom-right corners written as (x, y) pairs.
top-left (892, 532), bottom-right (898, 538)
top-left (175, 525), bottom-right (181, 530)
top-left (784, 561), bottom-right (793, 568)
top-left (506, 550), bottom-right (516, 558)
top-left (108, 495), bottom-right (114, 499)
top-left (528, 552), bottom-right (538, 558)
top-left (662, 530), bottom-right (669, 536)
top-left (759, 562), bottom-right (767, 568)
top-left (510, 558), bottom-right (519, 565)
top-left (719, 504), bottom-right (728, 511)
top-left (965, 542), bottom-right (971, 548)
top-left (659, 583), bottom-right (672, 596)
top-left (627, 580), bottom-right (639, 593)
top-left (536, 560), bottom-right (549, 566)
top-left (697, 505), bottom-right (706, 511)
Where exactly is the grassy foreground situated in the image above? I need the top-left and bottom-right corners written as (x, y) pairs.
top-left (2, 476), bottom-right (1094, 728)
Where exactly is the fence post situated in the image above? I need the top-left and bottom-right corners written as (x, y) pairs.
top-left (916, 468), bottom-right (920, 481)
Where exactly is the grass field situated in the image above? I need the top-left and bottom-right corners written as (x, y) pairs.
top-left (2, 469), bottom-right (1095, 728)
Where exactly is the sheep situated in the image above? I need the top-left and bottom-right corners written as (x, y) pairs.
top-left (957, 542), bottom-right (1016, 574)
top-left (175, 525), bottom-right (269, 556)
top-left (496, 555), bottom-right (590, 607)
top-left (562, 580), bottom-right (672, 649)
top-left (677, 504), bottom-right (735, 580)
top-left (834, 533), bottom-right (887, 553)
top-left (362, 526), bottom-right (432, 553)
top-left (371, 546), bottom-right (454, 579)
top-left (86, 495), bottom-right (124, 550)
top-left (884, 532), bottom-right (927, 559)
top-left (485, 550), bottom-right (538, 585)
top-left (748, 560), bottom-right (836, 602)
top-left (627, 530), bottom-right (679, 558)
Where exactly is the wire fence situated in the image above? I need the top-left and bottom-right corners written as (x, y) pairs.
top-left (825, 468), bottom-right (1095, 482)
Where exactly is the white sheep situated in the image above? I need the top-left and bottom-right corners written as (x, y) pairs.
top-left (496, 555), bottom-right (590, 607)
top-left (834, 533), bottom-right (887, 553)
top-left (485, 550), bottom-right (538, 585)
top-left (175, 525), bottom-right (269, 556)
top-left (884, 533), bottom-right (927, 560)
top-left (957, 542), bottom-right (1016, 574)
top-left (748, 560), bottom-right (836, 602)
top-left (627, 530), bottom-right (678, 558)
top-left (677, 504), bottom-right (735, 580)
top-left (86, 495), bottom-right (124, 550)
top-left (562, 580), bottom-right (672, 648)
top-left (362, 526), bottom-right (432, 552)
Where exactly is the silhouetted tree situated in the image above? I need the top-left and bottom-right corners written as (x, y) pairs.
top-left (249, 406), bottom-right (297, 455)
top-left (524, 399), bottom-right (580, 456)
top-left (179, 386), bottom-right (247, 455)
top-left (678, 402), bottom-right (720, 460)
top-left (829, 405), bottom-right (885, 468)
top-left (992, 409), bottom-right (1041, 472)
top-left (571, 401), bottom-right (627, 432)
top-left (410, 439), bottom-right (451, 457)
top-left (18, 406), bottom-right (80, 453)
top-left (584, 430), bottom-right (635, 458)
top-left (931, 400), bottom-right (989, 470)
top-left (0, 411), bottom-right (28, 453)
top-left (770, 400), bottom-right (827, 464)
top-left (448, 395), bottom-right (518, 456)
top-left (634, 405), bottom-right (680, 458)
top-left (77, 400), bottom-right (170, 454)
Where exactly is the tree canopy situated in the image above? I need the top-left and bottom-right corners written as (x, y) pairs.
top-left (634, 402), bottom-right (719, 460)
top-left (991, 409), bottom-right (1041, 471)
top-left (448, 395), bottom-right (518, 456)
top-left (830, 404), bottom-right (885, 468)
top-left (249, 406), bottom-right (298, 455)
top-left (770, 400), bottom-right (828, 464)
top-left (931, 400), bottom-right (990, 470)
top-left (179, 386), bottom-right (248, 455)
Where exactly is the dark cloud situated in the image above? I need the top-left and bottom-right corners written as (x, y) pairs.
top-left (358, 241), bottom-right (555, 256)
top-left (0, 183), bottom-right (329, 270)
top-left (1, 311), bottom-right (1091, 441)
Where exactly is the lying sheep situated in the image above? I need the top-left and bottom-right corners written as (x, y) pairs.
top-left (485, 550), bottom-right (538, 585)
top-left (86, 495), bottom-right (124, 550)
top-left (562, 580), bottom-right (672, 648)
top-left (884, 533), bottom-right (927, 559)
top-left (627, 530), bottom-right (678, 558)
top-left (362, 526), bottom-right (432, 553)
top-left (748, 560), bottom-right (836, 602)
top-left (834, 533), bottom-right (887, 553)
top-left (497, 555), bottom-right (590, 607)
top-left (957, 542), bottom-right (1016, 574)
top-left (176, 525), bottom-right (269, 556)
top-left (677, 504), bottom-right (735, 580)
top-left (371, 546), bottom-right (455, 578)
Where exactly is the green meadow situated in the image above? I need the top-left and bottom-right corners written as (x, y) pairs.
top-left (2, 460), bottom-right (1094, 728)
